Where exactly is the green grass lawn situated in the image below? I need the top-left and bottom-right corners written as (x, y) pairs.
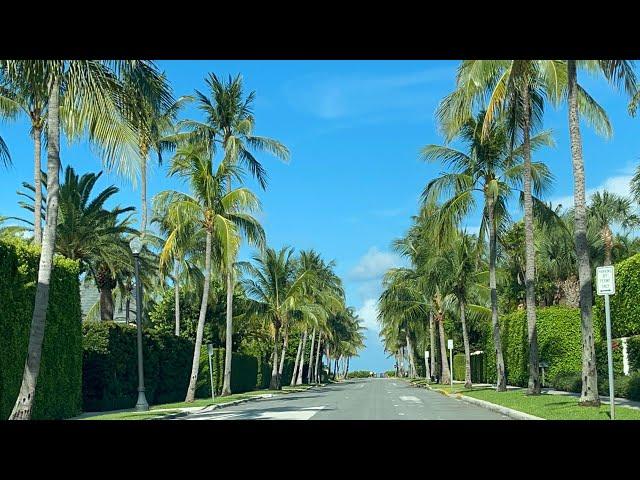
top-left (461, 388), bottom-right (640, 420)
top-left (80, 410), bottom-right (183, 420)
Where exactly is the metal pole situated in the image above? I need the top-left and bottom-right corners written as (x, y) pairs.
top-left (208, 351), bottom-right (215, 401)
top-left (134, 254), bottom-right (149, 411)
top-left (604, 293), bottom-right (615, 420)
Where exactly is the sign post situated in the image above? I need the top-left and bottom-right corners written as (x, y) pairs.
top-left (424, 350), bottom-right (430, 380)
top-left (447, 339), bottom-right (454, 388)
top-left (207, 343), bottom-right (215, 401)
top-left (596, 266), bottom-right (616, 420)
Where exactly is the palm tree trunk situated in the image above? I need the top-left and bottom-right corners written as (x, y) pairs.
top-left (296, 329), bottom-right (308, 385)
top-left (290, 332), bottom-right (303, 387)
top-left (278, 324), bottom-right (288, 379)
top-left (345, 357), bottom-right (350, 379)
top-left (32, 126), bottom-right (43, 246)
top-left (314, 332), bottom-right (322, 383)
top-left (269, 323), bottom-right (281, 390)
top-left (568, 59), bottom-right (600, 406)
top-left (307, 327), bottom-right (316, 384)
top-left (603, 225), bottom-right (613, 266)
top-left (429, 311), bottom-right (436, 379)
top-left (406, 332), bottom-right (417, 378)
top-left (487, 194), bottom-right (507, 391)
top-left (185, 230), bottom-right (212, 402)
top-left (10, 77), bottom-right (61, 420)
top-left (174, 261), bottom-right (180, 336)
top-left (221, 270), bottom-right (234, 396)
top-left (522, 85), bottom-right (541, 395)
top-left (460, 300), bottom-right (472, 389)
top-left (140, 147), bottom-right (148, 233)
top-left (99, 286), bottom-right (115, 321)
top-left (125, 297), bottom-right (130, 326)
top-left (437, 313), bottom-right (451, 384)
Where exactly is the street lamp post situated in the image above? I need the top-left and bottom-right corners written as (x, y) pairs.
top-left (130, 236), bottom-right (149, 412)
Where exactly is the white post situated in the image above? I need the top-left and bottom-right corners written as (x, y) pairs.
top-left (604, 293), bottom-right (615, 420)
top-left (447, 339), bottom-right (453, 388)
top-left (424, 350), bottom-right (430, 380)
top-left (207, 345), bottom-right (215, 401)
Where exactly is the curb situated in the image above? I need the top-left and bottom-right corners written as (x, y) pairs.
top-left (409, 380), bottom-right (544, 421)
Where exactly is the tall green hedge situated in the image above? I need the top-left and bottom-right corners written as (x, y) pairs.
top-left (82, 322), bottom-right (193, 411)
top-left (485, 307), bottom-right (603, 387)
top-left (0, 238), bottom-right (82, 420)
top-left (196, 347), bottom-right (261, 396)
top-left (83, 324), bottom-right (266, 411)
top-left (453, 354), bottom-right (465, 381)
top-left (594, 253), bottom-right (640, 338)
top-left (628, 336), bottom-right (640, 373)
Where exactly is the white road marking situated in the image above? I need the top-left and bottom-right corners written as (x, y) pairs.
top-left (398, 412), bottom-right (406, 416)
top-left (393, 404), bottom-right (399, 407)
top-left (187, 406), bottom-right (326, 421)
top-left (399, 395), bottom-right (422, 404)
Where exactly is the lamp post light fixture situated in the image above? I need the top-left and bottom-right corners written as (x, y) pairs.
top-left (130, 235), bottom-right (149, 412)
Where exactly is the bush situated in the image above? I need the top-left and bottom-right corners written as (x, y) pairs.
top-left (596, 338), bottom-right (624, 379)
top-left (452, 354), bottom-right (465, 381)
top-left (347, 370), bottom-right (373, 379)
top-left (627, 372), bottom-right (640, 401)
top-left (598, 375), bottom-right (630, 398)
top-left (594, 253), bottom-right (640, 338)
top-left (485, 307), bottom-right (591, 387)
top-left (384, 370), bottom-right (396, 377)
top-left (551, 372), bottom-right (582, 393)
top-left (196, 347), bottom-right (260, 397)
top-left (0, 238), bottom-right (82, 420)
top-left (627, 336), bottom-right (640, 373)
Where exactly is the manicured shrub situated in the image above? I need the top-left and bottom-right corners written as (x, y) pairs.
top-left (627, 372), bottom-right (640, 401)
top-left (627, 336), bottom-right (640, 373)
top-left (594, 253), bottom-right (640, 338)
top-left (551, 372), bottom-right (582, 393)
top-left (347, 370), bottom-right (373, 379)
top-left (0, 238), bottom-right (82, 420)
top-left (598, 375), bottom-right (630, 398)
top-left (385, 370), bottom-right (396, 377)
top-left (196, 347), bottom-right (260, 397)
top-left (453, 353), bottom-right (465, 381)
top-left (485, 307), bottom-right (591, 387)
top-left (595, 338), bottom-right (624, 379)
top-left (470, 353), bottom-right (486, 383)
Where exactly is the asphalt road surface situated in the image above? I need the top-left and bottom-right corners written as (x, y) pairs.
top-left (178, 378), bottom-right (510, 420)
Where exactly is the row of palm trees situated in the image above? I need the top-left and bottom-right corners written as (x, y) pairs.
top-left (0, 61), bottom-right (364, 420)
top-left (379, 60), bottom-right (640, 407)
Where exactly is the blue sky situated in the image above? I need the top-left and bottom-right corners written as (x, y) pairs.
top-left (1, 60), bottom-right (639, 372)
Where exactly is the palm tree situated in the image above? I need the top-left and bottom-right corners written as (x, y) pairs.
top-left (3, 60), bottom-right (168, 420)
top-left (242, 247), bottom-right (319, 389)
top-left (17, 166), bottom-right (138, 320)
top-left (565, 60), bottom-right (636, 406)
top-left (421, 110), bottom-right (553, 391)
top-left (0, 66), bottom-right (48, 244)
top-left (588, 191), bottom-right (637, 266)
top-left (181, 73), bottom-right (289, 396)
top-left (155, 141), bottom-right (264, 402)
top-left (120, 79), bottom-right (188, 233)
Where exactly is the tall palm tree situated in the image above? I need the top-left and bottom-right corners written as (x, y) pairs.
top-left (565, 60), bottom-right (636, 406)
top-left (182, 73), bottom-right (289, 396)
top-left (155, 141), bottom-right (265, 402)
top-left (421, 110), bottom-right (553, 391)
top-left (0, 67), bottom-right (48, 244)
top-left (3, 60), bottom-right (167, 420)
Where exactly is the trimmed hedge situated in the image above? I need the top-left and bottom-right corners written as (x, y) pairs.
top-left (0, 238), bottom-right (82, 420)
top-left (196, 347), bottom-right (260, 397)
top-left (628, 372), bottom-right (640, 401)
top-left (82, 322), bottom-right (193, 411)
top-left (83, 323), bottom-right (268, 411)
top-left (594, 253), bottom-right (640, 338)
top-left (627, 336), bottom-right (640, 373)
top-left (453, 354), bottom-right (465, 381)
top-left (347, 370), bottom-right (373, 379)
top-left (485, 307), bottom-right (606, 387)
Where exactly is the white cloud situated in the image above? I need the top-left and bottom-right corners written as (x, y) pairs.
top-left (349, 247), bottom-right (402, 281)
top-left (356, 298), bottom-right (380, 332)
top-left (550, 174), bottom-right (633, 210)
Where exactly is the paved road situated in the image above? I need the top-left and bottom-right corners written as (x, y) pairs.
top-left (178, 378), bottom-right (510, 420)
